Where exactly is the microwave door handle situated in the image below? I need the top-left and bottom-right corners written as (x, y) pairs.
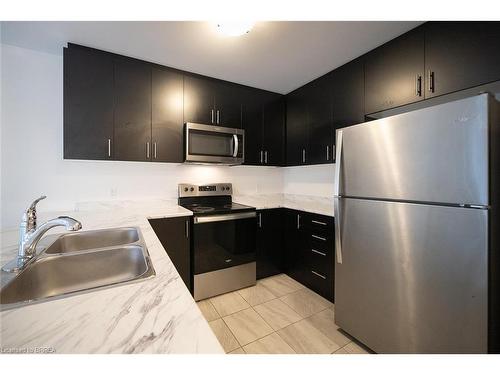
top-left (232, 134), bottom-right (239, 157)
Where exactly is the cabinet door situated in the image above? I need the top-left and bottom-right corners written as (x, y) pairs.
top-left (285, 210), bottom-right (308, 285)
top-left (365, 27), bottom-right (425, 114)
top-left (152, 67), bottom-right (184, 162)
top-left (425, 21), bottom-right (500, 98)
top-left (263, 94), bottom-right (285, 166)
top-left (256, 209), bottom-right (284, 279)
top-left (242, 88), bottom-right (264, 165)
top-left (214, 81), bottom-right (243, 128)
top-left (286, 87), bottom-right (309, 166)
top-left (114, 58), bottom-right (152, 161)
top-left (307, 74), bottom-right (334, 165)
top-left (184, 74), bottom-right (215, 125)
top-left (149, 217), bottom-right (192, 292)
top-left (331, 58), bottom-right (365, 159)
top-left (63, 46), bottom-right (114, 160)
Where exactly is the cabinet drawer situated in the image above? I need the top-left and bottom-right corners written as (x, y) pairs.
top-left (304, 214), bottom-right (334, 236)
top-left (306, 248), bottom-right (334, 277)
top-left (307, 266), bottom-right (334, 302)
top-left (309, 234), bottom-right (334, 255)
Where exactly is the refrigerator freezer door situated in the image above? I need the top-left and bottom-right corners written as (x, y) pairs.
top-left (337, 94), bottom-right (489, 206)
top-left (335, 198), bottom-right (488, 353)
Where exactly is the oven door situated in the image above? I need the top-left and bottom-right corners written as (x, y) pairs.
top-left (193, 211), bottom-right (256, 275)
top-left (185, 122), bottom-right (244, 164)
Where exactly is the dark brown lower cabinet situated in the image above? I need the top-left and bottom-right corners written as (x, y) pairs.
top-left (285, 210), bottom-right (335, 302)
top-left (256, 209), bottom-right (285, 279)
top-left (149, 216), bottom-right (192, 292)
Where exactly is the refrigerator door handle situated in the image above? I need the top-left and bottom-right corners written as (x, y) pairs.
top-left (334, 197), bottom-right (342, 264)
top-left (333, 130), bottom-right (343, 197)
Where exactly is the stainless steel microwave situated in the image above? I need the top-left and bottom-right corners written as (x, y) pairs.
top-left (184, 122), bottom-right (244, 165)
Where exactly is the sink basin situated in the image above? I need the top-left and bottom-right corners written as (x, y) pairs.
top-left (44, 227), bottom-right (139, 254)
top-left (0, 227), bottom-right (155, 309)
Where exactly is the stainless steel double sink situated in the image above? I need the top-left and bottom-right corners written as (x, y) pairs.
top-left (0, 227), bottom-right (155, 310)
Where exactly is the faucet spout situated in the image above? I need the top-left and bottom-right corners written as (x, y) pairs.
top-left (21, 216), bottom-right (83, 259)
top-left (2, 199), bottom-right (82, 273)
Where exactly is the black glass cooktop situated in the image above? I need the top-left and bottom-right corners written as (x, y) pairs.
top-left (180, 201), bottom-right (255, 215)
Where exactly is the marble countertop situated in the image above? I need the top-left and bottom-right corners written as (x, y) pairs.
top-left (0, 200), bottom-right (223, 354)
top-left (0, 194), bottom-right (332, 353)
top-left (234, 194), bottom-right (334, 217)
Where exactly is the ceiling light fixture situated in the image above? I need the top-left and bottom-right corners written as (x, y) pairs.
top-left (216, 21), bottom-right (255, 37)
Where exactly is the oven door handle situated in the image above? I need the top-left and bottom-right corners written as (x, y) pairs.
top-left (194, 211), bottom-right (256, 224)
top-left (232, 134), bottom-right (239, 158)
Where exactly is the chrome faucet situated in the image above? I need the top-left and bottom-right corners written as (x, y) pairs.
top-left (2, 196), bottom-right (82, 273)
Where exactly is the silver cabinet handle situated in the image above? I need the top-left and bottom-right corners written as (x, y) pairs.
top-left (154, 142), bottom-right (157, 159)
top-left (185, 220), bottom-right (189, 238)
top-left (326, 145), bottom-right (330, 161)
top-left (260, 150), bottom-right (264, 164)
top-left (302, 149), bottom-right (306, 163)
top-left (311, 270), bottom-right (326, 280)
top-left (334, 198), bottom-right (342, 264)
top-left (415, 74), bottom-right (422, 97)
top-left (312, 234), bottom-right (327, 241)
top-left (107, 138), bottom-right (111, 157)
top-left (216, 110), bottom-right (220, 124)
top-left (311, 249), bottom-right (326, 256)
top-left (146, 142), bottom-right (150, 159)
top-left (311, 220), bottom-right (327, 226)
top-left (211, 109), bottom-right (214, 124)
top-left (232, 134), bottom-right (239, 157)
top-left (258, 212), bottom-right (262, 228)
top-left (297, 214), bottom-right (300, 229)
top-left (264, 151), bottom-right (268, 164)
top-left (332, 144), bottom-right (336, 162)
top-left (428, 70), bottom-right (435, 93)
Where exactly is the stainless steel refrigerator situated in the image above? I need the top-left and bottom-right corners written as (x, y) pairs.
top-left (333, 93), bottom-right (500, 353)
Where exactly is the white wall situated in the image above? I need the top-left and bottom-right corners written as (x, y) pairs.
top-left (0, 44), bottom-right (286, 230)
top-left (283, 164), bottom-right (335, 197)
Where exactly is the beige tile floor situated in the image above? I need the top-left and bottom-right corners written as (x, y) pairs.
top-left (197, 273), bottom-right (373, 354)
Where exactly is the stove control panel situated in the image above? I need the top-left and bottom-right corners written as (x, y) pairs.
top-left (178, 183), bottom-right (233, 197)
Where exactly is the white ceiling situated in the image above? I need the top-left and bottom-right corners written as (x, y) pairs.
top-left (1, 21), bottom-right (422, 94)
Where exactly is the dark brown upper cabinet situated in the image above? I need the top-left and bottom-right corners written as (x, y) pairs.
top-left (364, 26), bottom-right (425, 114)
top-left (331, 58), bottom-right (365, 132)
top-left (63, 45), bottom-right (114, 160)
top-left (262, 93), bottom-right (285, 166)
top-left (286, 85), bottom-right (309, 166)
top-left (242, 89), bottom-right (285, 166)
top-left (113, 57), bottom-right (152, 161)
top-left (184, 74), bottom-right (242, 128)
top-left (214, 82), bottom-right (243, 128)
top-left (286, 72), bottom-right (335, 166)
top-left (424, 21), bottom-right (500, 99)
top-left (183, 74), bottom-right (215, 125)
top-left (242, 88), bottom-right (264, 165)
top-left (152, 67), bottom-right (184, 163)
top-left (307, 73), bottom-right (334, 165)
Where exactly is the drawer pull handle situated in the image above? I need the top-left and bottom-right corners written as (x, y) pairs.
top-left (311, 249), bottom-right (326, 256)
top-left (311, 220), bottom-right (327, 226)
top-left (311, 270), bottom-right (326, 280)
top-left (312, 234), bottom-right (327, 241)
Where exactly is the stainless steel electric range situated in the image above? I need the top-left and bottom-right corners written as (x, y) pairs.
top-left (178, 183), bottom-right (257, 301)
